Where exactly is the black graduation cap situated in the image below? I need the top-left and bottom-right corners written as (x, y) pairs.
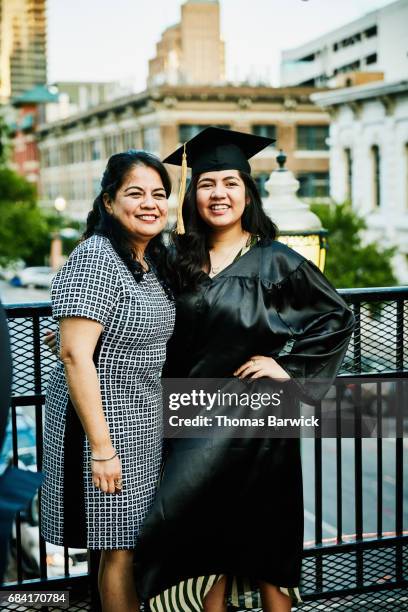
top-left (163, 127), bottom-right (275, 234)
top-left (163, 126), bottom-right (274, 175)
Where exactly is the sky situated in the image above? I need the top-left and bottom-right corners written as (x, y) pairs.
top-left (47, 0), bottom-right (397, 91)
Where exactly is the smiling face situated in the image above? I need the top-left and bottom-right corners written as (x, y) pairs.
top-left (195, 169), bottom-right (249, 231)
top-left (103, 164), bottom-right (168, 244)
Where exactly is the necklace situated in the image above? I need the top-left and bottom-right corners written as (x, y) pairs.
top-left (209, 233), bottom-right (250, 277)
top-left (140, 256), bottom-right (150, 272)
top-left (132, 251), bottom-right (149, 272)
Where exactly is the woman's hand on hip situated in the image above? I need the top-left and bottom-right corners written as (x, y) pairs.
top-left (91, 451), bottom-right (122, 494)
top-left (234, 355), bottom-right (291, 381)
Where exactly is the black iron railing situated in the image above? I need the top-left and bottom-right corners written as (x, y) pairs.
top-left (1, 287), bottom-right (407, 611)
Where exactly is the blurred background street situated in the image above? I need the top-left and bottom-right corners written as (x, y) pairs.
top-left (0, 280), bottom-right (49, 304)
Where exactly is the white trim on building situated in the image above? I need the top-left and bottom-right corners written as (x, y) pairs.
top-left (312, 80), bottom-right (408, 283)
top-left (280, 0), bottom-right (408, 87)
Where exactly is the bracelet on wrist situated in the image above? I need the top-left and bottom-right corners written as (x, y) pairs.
top-left (91, 450), bottom-right (118, 462)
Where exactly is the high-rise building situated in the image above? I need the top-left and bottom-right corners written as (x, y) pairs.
top-left (148, 0), bottom-right (225, 87)
top-left (0, 0), bottom-right (47, 103)
top-left (280, 0), bottom-right (408, 87)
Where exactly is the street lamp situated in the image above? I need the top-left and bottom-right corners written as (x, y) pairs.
top-left (50, 196), bottom-right (67, 270)
top-left (54, 196), bottom-right (66, 214)
top-left (262, 151), bottom-right (328, 272)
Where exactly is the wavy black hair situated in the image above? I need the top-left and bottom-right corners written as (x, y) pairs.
top-left (83, 150), bottom-right (173, 296)
top-left (170, 171), bottom-right (278, 293)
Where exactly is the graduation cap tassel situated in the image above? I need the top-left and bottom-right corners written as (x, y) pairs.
top-left (176, 143), bottom-right (187, 235)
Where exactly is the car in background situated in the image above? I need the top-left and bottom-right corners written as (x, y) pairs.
top-left (341, 354), bottom-right (407, 417)
top-left (10, 266), bottom-right (55, 289)
top-left (345, 379), bottom-right (408, 417)
top-left (0, 260), bottom-right (25, 282)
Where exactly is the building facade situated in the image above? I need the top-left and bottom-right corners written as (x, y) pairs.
top-left (148, 0), bottom-right (225, 87)
top-left (312, 80), bottom-right (408, 283)
top-left (8, 85), bottom-right (58, 185)
top-left (48, 82), bottom-right (126, 119)
top-left (280, 0), bottom-right (408, 87)
top-left (37, 85), bottom-right (330, 222)
top-left (0, 0), bottom-right (47, 102)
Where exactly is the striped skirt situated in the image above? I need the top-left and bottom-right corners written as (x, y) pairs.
top-left (149, 575), bottom-right (302, 611)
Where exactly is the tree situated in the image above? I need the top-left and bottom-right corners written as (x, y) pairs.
top-left (311, 201), bottom-right (398, 289)
top-left (0, 167), bottom-right (68, 267)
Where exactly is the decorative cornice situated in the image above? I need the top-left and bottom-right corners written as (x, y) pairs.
top-left (37, 84), bottom-right (329, 135)
top-left (311, 80), bottom-right (408, 108)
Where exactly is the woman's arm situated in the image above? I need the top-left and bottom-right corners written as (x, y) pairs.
top-left (235, 258), bottom-right (355, 402)
top-left (59, 317), bottom-right (121, 494)
top-left (272, 259), bottom-right (355, 403)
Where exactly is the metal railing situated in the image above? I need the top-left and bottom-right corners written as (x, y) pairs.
top-left (1, 286), bottom-right (407, 611)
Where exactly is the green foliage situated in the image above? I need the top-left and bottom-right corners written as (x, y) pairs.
top-left (311, 201), bottom-right (398, 289)
top-left (0, 117), bottom-right (10, 164)
top-left (0, 167), bottom-right (82, 266)
top-left (0, 166), bottom-right (36, 203)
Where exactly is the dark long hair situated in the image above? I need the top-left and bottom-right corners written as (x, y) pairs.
top-left (170, 171), bottom-right (278, 292)
top-left (83, 150), bottom-right (173, 295)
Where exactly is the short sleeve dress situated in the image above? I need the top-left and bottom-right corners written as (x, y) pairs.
top-left (41, 235), bottom-right (176, 550)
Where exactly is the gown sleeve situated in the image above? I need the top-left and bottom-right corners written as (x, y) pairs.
top-left (273, 258), bottom-right (355, 404)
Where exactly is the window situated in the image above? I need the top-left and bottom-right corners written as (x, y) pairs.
top-left (41, 149), bottom-right (50, 168)
top-left (297, 125), bottom-right (329, 150)
top-left (332, 31), bottom-right (362, 51)
top-left (65, 143), bottom-right (74, 165)
top-left (178, 124), bottom-right (230, 143)
top-left (93, 177), bottom-right (101, 197)
top-left (297, 172), bottom-right (330, 198)
top-left (364, 25), bottom-right (377, 38)
top-left (371, 145), bottom-right (381, 208)
top-left (73, 141), bottom-right (85, 163)
top-left (143, 126), bottom-right (160, 155)
top-left (252, 125), bottom-right (276, 142)
top-left (299, 79), bottom-right (316, 86)
top-left (104, 134), bottom-right (118, 158)
top-left (335, 60), bottom-right (361, 75)
top-left (123, 130), bottom-right (139, 151)
top-left (366, 53), bottom-right (377, 65)
top-left (299, 53), bottom-right (315, 62)
top-left (344, 148), bottom-right (353, 201)
top-left (49, 148), bottom-right (60, 167)
top-left (90, 139), bottom-right (102, 160)
top-left (114, 133), bottom-right (123, 152)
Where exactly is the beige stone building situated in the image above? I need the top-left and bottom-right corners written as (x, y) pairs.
top-left (0, 0), bottom-right (47, 102)
top-left (37, 84), bottom-right (330, 222)
top-left (148, 0), bottom-right (225, 87)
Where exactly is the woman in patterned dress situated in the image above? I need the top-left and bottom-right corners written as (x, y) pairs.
top-left (41, 150), bottom-right (175, 612)
top-left (134, 128), bottom-right (355, 612)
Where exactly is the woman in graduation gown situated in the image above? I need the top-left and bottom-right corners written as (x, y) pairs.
top-left (134, 128), bottom-right (355, 612)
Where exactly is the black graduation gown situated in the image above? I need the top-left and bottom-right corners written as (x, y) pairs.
top-left (134, 239), bottom-right (355, 602)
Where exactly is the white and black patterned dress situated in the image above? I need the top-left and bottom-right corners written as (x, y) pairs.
top-left (41, 235), bottom-right (175, 550)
